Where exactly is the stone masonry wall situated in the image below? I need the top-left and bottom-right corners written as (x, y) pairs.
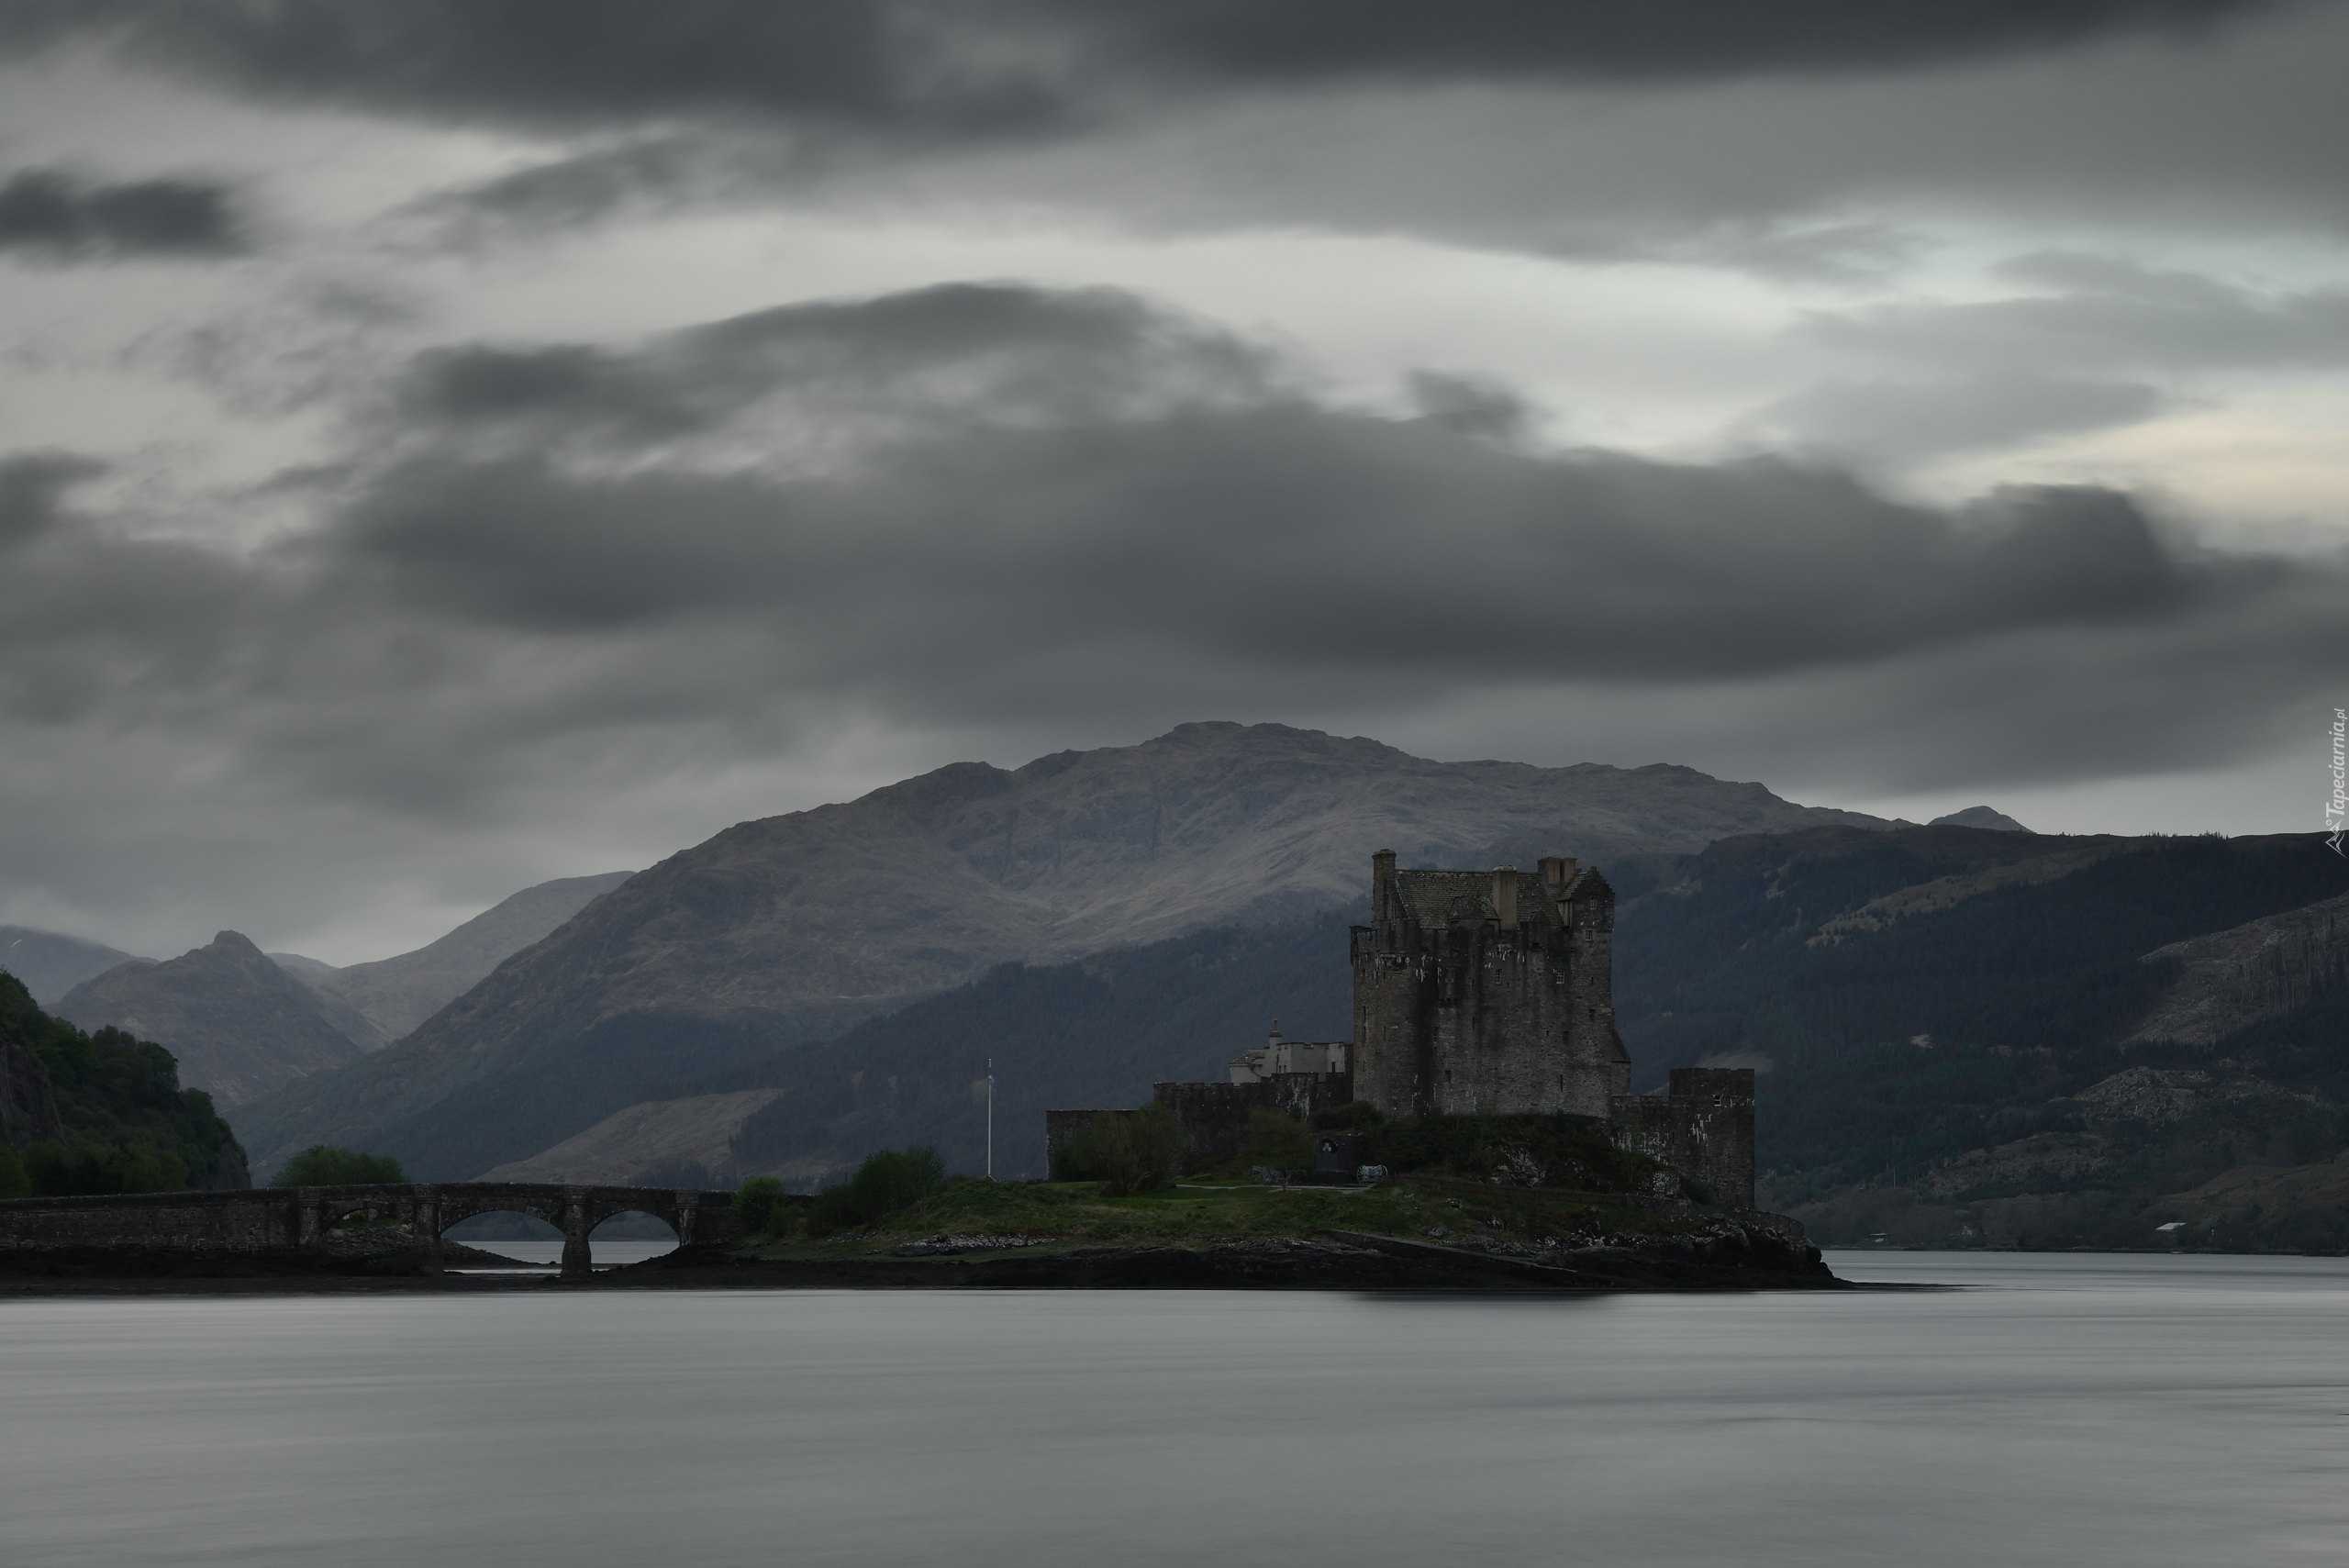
top-left (1352, 857), bottom-right (1620, 1120)
top-left (1609, 1069), bottom-right (1756, 1209)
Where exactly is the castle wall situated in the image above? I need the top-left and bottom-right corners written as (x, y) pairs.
top-left (1154, 1073), bottom-right (1353, 1167)
top-left (1610, 1069), bottom-right (1756, 1209)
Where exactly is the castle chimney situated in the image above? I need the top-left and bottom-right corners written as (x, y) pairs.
top-left (1372, 849), bottom-right (1397, 919)
top-left (1269, 1019), bottom-right (1283, 1047)
top-left (1492, 866), bottom-right (1518, 929)
top-left (1539, 855), bottom-right (1576, 887)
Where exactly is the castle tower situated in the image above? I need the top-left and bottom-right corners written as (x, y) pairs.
top-left (1349, 851), bottom-right (1629, 1119)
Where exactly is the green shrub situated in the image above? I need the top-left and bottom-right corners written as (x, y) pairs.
top-left (1313, 1100), bottom-right (1386, 1132)
top-left (269, 1145), bottom-right (406, 1187)
top-left (23, 1141), bottom-right (189, 1195)
top-left (0, 1140), bottom-right (28, 1199)
top-left (734, 1174), bottom-right (795, 1237)
top-left (808, 1144), bottom-right (947, 1233)
top-left (1234, 1107), bottom-right (1313, 1173)
top-left (1061, 1105), bottom-right (1186, 1196)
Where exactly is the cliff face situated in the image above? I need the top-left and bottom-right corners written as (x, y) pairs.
top-left (55, 932), bottom-right (367, 1107)
top-left (237, 722), bottom-right (1896, 1179)
top-left (2, 1018), bottom-right (66, 1149)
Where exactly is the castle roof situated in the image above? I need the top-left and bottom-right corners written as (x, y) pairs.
top-left (1381, 864), bottom-right (1612, 929)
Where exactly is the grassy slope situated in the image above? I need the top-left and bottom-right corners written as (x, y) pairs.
top-left (742, 1175), bottom-right (1712, 1261)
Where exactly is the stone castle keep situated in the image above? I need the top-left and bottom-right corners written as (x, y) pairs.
top-left (1050, 851), bottom-right (1756, 1207)
top-left (1353, 851), bottom-right (1630, 1119)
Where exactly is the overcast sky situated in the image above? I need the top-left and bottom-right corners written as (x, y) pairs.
top-left (1, 0), bottom-right (2343, 962)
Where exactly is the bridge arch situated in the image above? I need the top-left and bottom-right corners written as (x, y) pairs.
top-left (0, 1181), bottom-right (738, 1276)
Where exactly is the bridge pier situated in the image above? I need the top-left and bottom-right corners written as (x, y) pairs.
top-left (560, 1190), bottom-right (594, 1279)
top-left (416, 1187), bottom-right (443, 1275)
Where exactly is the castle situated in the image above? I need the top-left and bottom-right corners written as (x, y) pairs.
top-left (1048, 851), bottom-right (1756, 1207)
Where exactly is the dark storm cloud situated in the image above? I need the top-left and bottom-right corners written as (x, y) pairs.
top-left (2, 0), bottom-right (2284, 138)
top-left (1024, 1), bottom-right (2281, 87)
top-left (392, 284), bottom-right (1275, 449)
top-left (2, 284), bottom-right (2339, 819)
top-left (0, 170), bottom-right (245, 260)
top-left (0, 453), bottom-right (103, 548)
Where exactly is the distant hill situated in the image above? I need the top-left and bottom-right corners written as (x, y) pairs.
top-left (40, 873), bottom-right (636, 1113)
top-left (1601, 827), bottom-right (2349, 1249)
top-left (436, 828), bottom-right (2349, 1255)
top-left (288, 870), bottom-right (634, 1044)
top-left (1, 972), bottom-right (247, 1195)
top-left (234, 721), bottom-right (1897, 1179)
top-left (1929, 806), bottom-right (2030, 831)
top-left (54, 932), bottom-right (372, 1107)
top-left (493, 906), bottom-right (1363, 1187)
top-left (0, 926), bottom-right (145, 1006)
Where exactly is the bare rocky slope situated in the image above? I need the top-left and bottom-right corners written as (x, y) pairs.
top-left (288, 871), bottom-right (634, 1044)
top-left (54, 932), bottom-right (370, 1107)
top-left (235, 721), bottom-right (1897, 1179)
top-left (2123, 891), bottom-right (2349, 1047)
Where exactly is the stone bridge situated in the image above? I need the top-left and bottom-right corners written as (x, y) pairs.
top-left (0, 1182), bottom-right (741, 1279)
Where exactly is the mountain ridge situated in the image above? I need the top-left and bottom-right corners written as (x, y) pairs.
top-left (234, 721), bottom-right (1899, 1178)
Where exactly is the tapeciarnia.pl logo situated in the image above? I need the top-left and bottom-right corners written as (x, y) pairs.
top-left (2328, 706), bottom-right (2346, 857)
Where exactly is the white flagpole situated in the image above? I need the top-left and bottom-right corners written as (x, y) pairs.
top-left (986, 1058), bottom-right (995, 1180)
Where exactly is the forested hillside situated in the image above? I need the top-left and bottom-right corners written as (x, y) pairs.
top-left (0, 973), bottom-right (249, 1196)
top-left (705, 827), bottom-right (2349, 1251)
top-left (1608, 828), bottom-right (2349, 1248)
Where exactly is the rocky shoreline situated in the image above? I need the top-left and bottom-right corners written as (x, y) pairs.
top-left (0, 1218), bottom-right (1843, 1296)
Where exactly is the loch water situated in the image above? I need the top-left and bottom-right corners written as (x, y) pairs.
top-left (3, 1252), bottom-right (2344, 1567)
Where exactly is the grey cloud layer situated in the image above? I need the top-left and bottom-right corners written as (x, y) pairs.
top-left (2, 284), bottom-right (2335, 819)
top-left (0, 170), bottom-right (245, 260)
top-left (6, 0), bottom-right (2277, 137)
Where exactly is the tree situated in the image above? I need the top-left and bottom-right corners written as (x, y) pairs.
top-left (808, 1144), bottom-right (948, 1233)
top-left (1063, 1105), bottom-right (1186, 1196)
top-left (1234, 1107), bottom-right (1313, 1173)
top-left (734, 1174), bottom-right (794, 1237)
top-left (269, 1145), bottom-right (405, 1187)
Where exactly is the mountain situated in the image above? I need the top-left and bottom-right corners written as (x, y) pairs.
top-left (288, 871), bottom-right (634, 1044)
top-left (453, 826), bottom-right (2349, 1247)
top-left (0, 926), bottom-right (145, 1006)
top-left (488, 906), bottom-right (1363, 1187)
top-left (235, 721), bottom-right (1895, 1179)
top-left (1, 972), bottom-right (247, 1195)
top-left (52, 932), bottom-right (373, 1107)
top-left (1929, 806), bottom-right (2030, 831)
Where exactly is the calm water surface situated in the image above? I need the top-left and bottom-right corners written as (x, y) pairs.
top-left (4, 1251), bottom-right (2344, 1567)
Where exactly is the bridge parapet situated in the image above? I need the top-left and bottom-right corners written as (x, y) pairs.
top-left (0, 1182), bottom-right (740, 1279)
